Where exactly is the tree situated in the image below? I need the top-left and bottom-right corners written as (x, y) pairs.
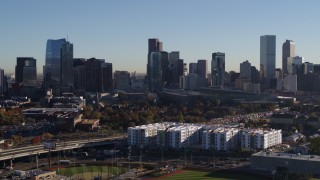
top-left (11, 135), bottom-right (23, 145)
top-left (31, 136), bottom-right (42, 145)
top-left (42, 132), bottom-right (53, 140)
top-left (309, 137), bottom-right (320, 155)
top-left (177, 113), bottom-right (184, 123)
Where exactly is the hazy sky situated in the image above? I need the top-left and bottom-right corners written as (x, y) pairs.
top-left (1, 0), bottom-right (320, 74)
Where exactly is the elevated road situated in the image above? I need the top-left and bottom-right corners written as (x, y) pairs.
top-left (0, 135), bottom-right (125, 161)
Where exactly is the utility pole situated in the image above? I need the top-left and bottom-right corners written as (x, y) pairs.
top-left (128, 146), bottom-right (131, 171)
top-left (140, 144), bottom-right (143, 170)
top-left (36, 153), bottom-right (39, 170)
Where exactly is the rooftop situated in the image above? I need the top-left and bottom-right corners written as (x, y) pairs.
top-left (253, 151), bottom-right (320, 162)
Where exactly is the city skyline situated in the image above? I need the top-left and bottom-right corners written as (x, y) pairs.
top-left (1, 1), bottom-right (320, 74)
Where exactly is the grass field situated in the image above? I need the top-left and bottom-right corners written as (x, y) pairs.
top-left (57, 165), bottom-right (126, 177)
top-left (161, 170), bottom-right (270, 180)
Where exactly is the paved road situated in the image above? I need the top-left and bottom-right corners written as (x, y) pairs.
top-left (0, 135), bottom-right (125, 161)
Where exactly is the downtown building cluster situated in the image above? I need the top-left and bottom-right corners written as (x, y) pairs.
top-left (146, 36), bottom-right (320, 96)
top-left (2, 35), bottom-right (320, 101)
top-left (127, 123), bottom-right (282, 151)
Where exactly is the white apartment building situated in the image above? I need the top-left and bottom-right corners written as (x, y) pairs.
top-left (128, 123), bottom-right (282, 151)
top-left (240, 129), bottom-right (282, 150)
top-left (127, 122), bottom-right (175, 147)
top-left (202, 127), bottom-right (239, 151)
top-left (157, 124), bottom-right (203, 149)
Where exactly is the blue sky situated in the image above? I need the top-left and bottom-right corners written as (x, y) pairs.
top-left (1, 0), bottom-right (320, 74)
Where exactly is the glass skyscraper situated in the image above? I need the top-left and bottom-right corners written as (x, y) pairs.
top-left (44, 38), bottom-right (67, 89)
top-left (211, 52), bottom-right (225, 87)
top-left (260, 35), bottom-right (276, 82)
top-left (60, 41), bottom-right (74, 88)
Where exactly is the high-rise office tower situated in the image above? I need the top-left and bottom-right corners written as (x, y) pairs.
top-left (173, 59), bottom-right (184, 85)
top-left (251, 66), bottom-right (260, 83)
top-left (148, 52), bottom-right (162, 91)
top-left (303, 62), bottom-right (314, 74)
top-left (189, 63), bottom-right (197, 74)
top-left (314, 64), bottom-right (320, 74)
top-left (73, 58), bottom-right (86, 90)
top-left (60, 41), bottom-right (74, 89)
top-left (102, 62), bottom-right (113, 92)
top-left (168, 51), bottom-right (180, 65)
top-left (287, 56), bottom-right (303, 75)
top-left (114, 71), bottom-right (130, 90)
top-left (148, 38), bottom-right (162, 55)
top-left (160, 51), bottom-right (169, 83)
top-left (197, 59), bottom-right (207, 78)
top-left (15, 57), bottom-right (37, 85)
top-left (211, 52), bottom-right (225, 87)
top-left (85, 58), bottom-right (112, 92)
top-left (147, 38), bottom-right (162, 88)
top-left (0, 68), bottom-right (4, 94)
top-left (44, 38), bottom-right (67, 87)
top-left (282, 40), bottom-right (295, 75)
top-left (86, 58), bottom-right (104, 92)
top-left (260, 35), bottom-right (276, 83)
top-left (240, 60), bottom-right (252, 80)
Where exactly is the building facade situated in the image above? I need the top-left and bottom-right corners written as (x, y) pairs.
top-left (240, 129), bottom-right (282, 150)
top-left (260, 35), bottom-right (276, 85)
top-left (211, 52), bottom-right (225, 87)
top-left (282, 40), bottom-right (295, 75)
top-left (240, 60), bottom-right (251, 80)
top-left (15, 57), bottom-right (37, 85)
top-left (114, 71), bottom-right (130, 91)
top-left (60, 41), bottom-right (74, 91)
top-left (44, 38), bottom-right (67, 90)
top-left (202, 127), bottom-right (240, 151)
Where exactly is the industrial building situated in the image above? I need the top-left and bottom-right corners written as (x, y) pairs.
top-left (251, 152), bottom-right (320, 175)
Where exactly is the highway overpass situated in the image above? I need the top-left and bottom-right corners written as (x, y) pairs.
top-left (0, 135), bottom-right (125, 161)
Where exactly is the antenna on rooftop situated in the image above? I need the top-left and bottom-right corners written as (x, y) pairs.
top-left (67, 34), bottom-right (68, 41)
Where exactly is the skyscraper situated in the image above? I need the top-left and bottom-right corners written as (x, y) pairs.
top-left (148, 52), bottom-right (162, 91)
top-left (102, 62), bottom-right (113, 92)
top-left (260, 35), bottom-right (276, 83)
top-left (211, 52), bottom-right (225, 87)
top-left (0, 68), bottom-right (4, 94)
top-left (197, 59), bottom-right (207, 78)
top-left (147, 38), bottom-right (162, 89)
top-left (44, 38), bottom-right (67, 87)
top-left (282, 40), bottom-right (295, 75)
top-left (84, 58), bottom-right (112, 92)
top-left (73, 58), bottom-right (86, 90)
top-left (114, 71), bottom-right (130, 90)
top-left (160, 51), bottom-right (169, 83)
top-left (15, 57), bottom-right (37, 85)
top-left (189, 63), bottom-right (197, 74)
top-left (173, 59), bottom-right (184, 85)
top-left (287, 56), bottom-right (303, 75)
top-left (85, 58), bottom-right (104, 92)
top-left (240, 60), bottom-right (251, 80)
top-left (148, 38), bottom-right (162, 55)
top-left (60, 41), bottom-right (74, 89)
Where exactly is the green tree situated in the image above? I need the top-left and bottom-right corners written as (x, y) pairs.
top-left (310, 137), bottom-right (320, 155)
